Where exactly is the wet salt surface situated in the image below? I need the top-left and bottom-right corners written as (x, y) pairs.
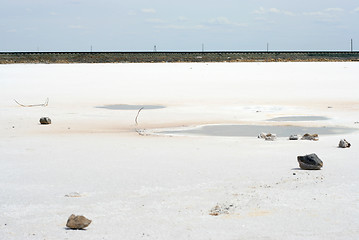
top-left (96, 104), bottom-right (165, 110)
top-left (267, 116), bottom-right (330, 121)
top-left (159, 124), bottom-right (356, 137)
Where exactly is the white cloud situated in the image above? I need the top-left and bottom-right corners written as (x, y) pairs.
top-left (155, 24), bottom-right (207, 30)
top-left (141, 8), bottom-right (156, 14)
top-left (324, 8), bottom-right (344, 12)
top-left (146, 18), bottom-right (165, 23)
top-left (178, 16), bottom-right (189, 22)
top-left (268, 8), bottom-right (280, 13)
top-left (68, 25), bottom-right (84, 29)
top-left (208, 17), bottom-right (247, 27)
top-left (7, 29), bottom-right (17, 33)
top-left (253, 7), bottom-right (295, 16)
top-left (253, 7), bottom-right (266, 14)
top-left (354, 7), bottom-right (359, 12)
top-left (303, 11), bottom-right (325, 16)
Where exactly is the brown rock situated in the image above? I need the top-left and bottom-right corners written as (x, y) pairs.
top-left (301, 133), bottom-right (318, 141)
top-left (66, 214), bottom-right (91, 229)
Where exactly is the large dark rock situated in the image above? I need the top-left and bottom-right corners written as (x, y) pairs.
top-left (66, 214), bottom-right (91, 230)
top-left (39, 117), bottom-right (51, 125)
top-left (297, 153), bottom-right (323, 170)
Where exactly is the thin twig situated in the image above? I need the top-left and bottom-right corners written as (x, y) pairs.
top-left (135, 107), bottom-right (144, 125)
top-left (135, 107), bottom-right (145, 136)
top-left (14, 98), bottom-right (49, 107)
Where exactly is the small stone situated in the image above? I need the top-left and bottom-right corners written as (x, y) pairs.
top-left (258, 132), bottom-right (276, 141)
top-left (293, 173), bottom-right (296, 175)
top-left (301, 133), bottom-right (319, 141)
top-left (66, 214), bottom-right (91, 230)
top-left (264, 133), bottom-right (277, 141)
top-left (258, 132), bottom-right (267, 138)
top-left (297, 153), bottom-right (323, 170)
top-left (289, 134), bottom-right (300, 140)
top-left (65, 192), bottom-right (82, 198)
top-left (209, 203), bottom-right (235, 216)
top-left (338, 139), bottom-right (351, 148)
top-left (39, 117), bottom-right (51, 125)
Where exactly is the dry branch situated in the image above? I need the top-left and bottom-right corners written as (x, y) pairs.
top-left (135, 107), bottom-right (144, 125)
top-left (135, 107), bottom-right (145, 136)
top-left (14, 98), bottom-right (49, 107)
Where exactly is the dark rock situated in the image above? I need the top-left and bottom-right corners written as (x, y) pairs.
top-left (338, 139), bottom-right (351, 148)
top-left (39, 117), bottom-right (51, 125)
top-left (301, 133), bottom-right (318, 141)
top-left (289, 134), bottom-right (300, 140)
top-left (66, 214), bottom-right (91, 229)
top-left (297, 153), bottom-right (323, 170)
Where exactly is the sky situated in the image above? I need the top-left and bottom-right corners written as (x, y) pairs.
top-left (0, 0), bottom-right (358, 51)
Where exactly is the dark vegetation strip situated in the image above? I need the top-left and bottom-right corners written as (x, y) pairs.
top-left (1, 51), bottom-right (358, 64)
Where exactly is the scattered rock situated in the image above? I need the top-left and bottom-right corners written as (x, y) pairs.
top-left (297, 153), bottom-right (323, 170)
top-left (39, 117), bottom-right (51, 125)
top-left (209, 203), bottom-right (235, 216)
top-left (301, 133), bottom-right (319, 141)
top-left (338, 139), bottom-right (351, 148)
top-left (66, 214), bottom-right (91, 230)
top-left (258, 132), bottom-right (277, 141)
top-left (289, 134), bottom-right (300, 140)
top-left (65, 192), bottom-right (82, 198)
top-left (258, 132), bottom-right (267, 138)
top-left (265, 133), bottom-right (276, 141)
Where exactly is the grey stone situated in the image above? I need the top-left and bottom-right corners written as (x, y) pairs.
top-left (297, 153), bottom-right (323, 170)
top-left (39, 117), bottom-right (51, 125)
top-left (339, 139), bottom-right (351, 148)
top-left (289, 134), bottom-right (300, 140)
top-left (66, 214), bottom-right (91, 229)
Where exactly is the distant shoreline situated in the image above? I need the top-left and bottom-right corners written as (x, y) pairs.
top-left (1, 51), bottom-right (359, 64)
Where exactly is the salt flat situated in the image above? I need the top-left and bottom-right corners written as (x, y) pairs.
top-left (1, 62), bottom-right (359, 240)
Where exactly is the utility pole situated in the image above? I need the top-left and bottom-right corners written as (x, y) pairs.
top-left (267, 43), bottom-right (269, 52)
top-left (202, 43), bottom-right (204, 52)
top-left (91, 45), bottom-right (92, 52)
top-left (351, 39), bottom-right (353, 52)
top-left (154, 45), bottom-right (157, 52)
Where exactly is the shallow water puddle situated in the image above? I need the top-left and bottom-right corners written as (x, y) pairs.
top-left (158, 124), bottom-right (356, 137)
top-left (96, 104), bottom-right (165, 110)
top-left (267, 116), bottom-right (330, 121)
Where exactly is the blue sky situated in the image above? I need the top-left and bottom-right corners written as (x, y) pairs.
top-left (1, 0), bottom-right (358, 51)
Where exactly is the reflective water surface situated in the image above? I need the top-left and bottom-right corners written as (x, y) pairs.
top-left (159, 124), bottom-right (356, 137)
top-left (96, 104), bottom-right (165, 110)
top-left (267, 116), bottom-right (330, 121)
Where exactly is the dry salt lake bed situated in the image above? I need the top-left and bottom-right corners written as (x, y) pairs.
top-left (1, 62), bottom-right (359, 239)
